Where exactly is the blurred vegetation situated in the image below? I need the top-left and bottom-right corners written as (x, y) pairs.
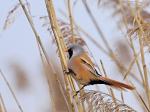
top-left (1, 0), bottom-right (150, 112)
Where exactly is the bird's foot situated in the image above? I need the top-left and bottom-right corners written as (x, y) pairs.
top-left (73, 90), bottom-right (80, 98)
top-left (63, 69), bottom-right (70, 75)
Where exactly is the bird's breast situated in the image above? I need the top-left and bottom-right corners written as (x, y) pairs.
top-left (68, 56), bottom-right (97, 85)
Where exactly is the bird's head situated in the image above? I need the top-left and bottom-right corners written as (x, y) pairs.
top-left (67, 44), bottom-right (84, 59)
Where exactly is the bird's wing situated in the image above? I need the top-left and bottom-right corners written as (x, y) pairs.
top-left (80, 53), bottom-right (100, 76)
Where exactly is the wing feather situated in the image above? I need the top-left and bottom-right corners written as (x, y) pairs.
top-left (80, 53), bottom-right (101, 76)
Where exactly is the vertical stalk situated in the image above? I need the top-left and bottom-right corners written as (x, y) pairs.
top-left (134, 9), bottom-right (150, 109)
top-left (0, 70), bottom-right (23, 112)
top-left (0, 93), bottom-right (7, 112)
top-left (18, 0), bottom-right (60, 111)
top-left (67, 0), bottom-right (74, 43)
top-left (118, 0), bottom-right (144, 84)
top-left (45, 0), bottom-right (84, 111)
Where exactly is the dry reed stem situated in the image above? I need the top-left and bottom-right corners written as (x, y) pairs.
top-left (18, 0), bottom-right (71, 111)
top-left (123, 3), bottom-right (150, 111)
top-left (0, 93), bottom-right (7, 112)
top-left (56, 19), bottom-right (87, 111)
top-left (131, 83), bottom-right (147, 111)
top-left (45, 0), bottom-right (84, 111)
top-left (136, 16), bottom-right (150, 110)
top-left (18, 0), bottom-right (58, 110)
top-left (38, 15), bottom-right (72, 112)
top-left (123, 52), bottom-right (140, 80)
top-left (67, 0), bottom-right (75, 43)
top-left (118, 0), bottom-right (144, 83)
top-left (115, 1), bottom-right (150, 110)
top-left (0, 70), bottom-right (23, 112)
top-left (45, 0), bottom-right (68, 70)
top-left (115, 3), bottom-right (148, 110)
top-left (18, 0), bottom-right (50, 65)
top-left (129, 38), bottom-right (144, 83)
top-left (128, 1), bottom-right (150, 108)
top-left (134, 90), bottom-right (150, 112)
top-left (45, 1), bottom-right (73, 111)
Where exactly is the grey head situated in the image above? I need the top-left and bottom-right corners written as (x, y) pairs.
top-left (67, 44), bottom-right (84, 59)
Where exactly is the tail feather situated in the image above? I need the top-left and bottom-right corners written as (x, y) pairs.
top-left (98, 77), bottom-right (135, 90)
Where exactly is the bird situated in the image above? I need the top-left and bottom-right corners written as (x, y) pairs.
top-left (66, 44), bottom-right (134, 94)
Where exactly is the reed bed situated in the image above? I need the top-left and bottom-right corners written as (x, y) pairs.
top-left (1, 0), bottom-right (150, 112)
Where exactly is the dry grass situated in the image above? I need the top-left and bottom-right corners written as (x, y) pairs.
top-left (80, 90), bottom-right (136, 112)
top-left (0, 70), bottom-right (24, 112)
top-left (1, 0), bottom-right (150, 112)
top-left (0, 93), bottom-right (7, 112)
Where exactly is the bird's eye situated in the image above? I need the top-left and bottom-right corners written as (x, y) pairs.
top-left (68, 48), bottom-right (73, 59)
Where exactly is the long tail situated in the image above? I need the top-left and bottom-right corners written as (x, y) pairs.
top-left (91, 77), bottom-right (135, 90)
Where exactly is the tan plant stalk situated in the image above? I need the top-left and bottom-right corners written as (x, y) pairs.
top-left (18, 0), bottom-right (50, 65)
top-left (118, 0), bottom-right (144, 84)
top-left (123, 52), bottom-right (140, 80)
top-left (127, 0), bottom-right (150, 109)
top-left (127, 1), bottom-right (150, 108)
top-left (136, 15), bottom-right (150, 109)
top-left (18, 0), bottom-right (60, 110)
top-left (45, 1), bottom-right (73, 110)
top-left (0, 93), bottom-right (7, 112)
top-left (18, 1), bottom-right (72, 111)
top-left (134, 90), bottom-right (150, 112)
top-left (60, 5), bottom-right (93, 110)
top-left (67, 0), bottom-right (74, 43)
top-left (0, 70), bottom-right (23, 112)
top-left (115, 1), bottom-right (150, 110)
top-left (45, 0), bottom-right (84, 111)
top-left (61, 9), bottom-right (91, 103)
top-left (129, 38), bottom-right (144, 83)
top-left (45, 0), bottom-right (68, 70)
